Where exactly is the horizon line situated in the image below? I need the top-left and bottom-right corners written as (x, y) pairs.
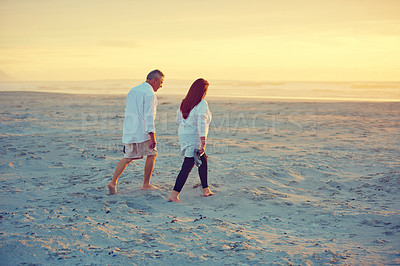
top-left (1, 78), bottom-right (400, 83)
top-left (1, 90), bottom-right (399, 103)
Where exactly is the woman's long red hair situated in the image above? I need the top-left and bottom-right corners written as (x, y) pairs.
top-left (180, 78), bottom-right (209, 119)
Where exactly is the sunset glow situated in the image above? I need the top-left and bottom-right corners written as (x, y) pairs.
top-left (1, 0), bottom-right (400, 82)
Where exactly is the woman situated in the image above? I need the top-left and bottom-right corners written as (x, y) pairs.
top-left (169, 78), bottom-right (214, 203)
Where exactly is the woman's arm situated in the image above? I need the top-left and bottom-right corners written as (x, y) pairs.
top-left (197, 101), bottom-right (211, 154)
top-left (199, 136), bottom-right (206, 154)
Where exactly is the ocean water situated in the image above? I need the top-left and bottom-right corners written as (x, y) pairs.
top-left (0, 79), bottom-right (399, 102)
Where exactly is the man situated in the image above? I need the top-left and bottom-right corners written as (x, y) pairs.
top-left (108, 69), bottom-right (164, 194)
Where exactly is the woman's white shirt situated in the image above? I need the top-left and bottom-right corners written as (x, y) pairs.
top-left (176, 100), bottom-right (212, 157)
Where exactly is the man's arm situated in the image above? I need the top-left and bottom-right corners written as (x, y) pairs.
top-left (144, 94), bottom-right (156, 134)
top-left (148, 132), bottom-right (157, 149)
top-left (144, 94), bottom-right (157, 149)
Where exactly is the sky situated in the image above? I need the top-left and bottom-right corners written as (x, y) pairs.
top-left (1, 0), bottom-right (400, 82)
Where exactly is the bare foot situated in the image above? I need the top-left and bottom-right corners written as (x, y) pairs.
top-left (168, 191), bottom-right (181, 203)
top-left (141, 184), bottom-right (159, 190)
top-left (168, 197), bottom-right (182, 203)
top-left (203, 187), bottom-right (214, 197)
top-left (108, 183), bottom-right (117, 195)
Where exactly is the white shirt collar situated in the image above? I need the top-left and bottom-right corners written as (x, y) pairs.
top-left (143, 81), bottom-right (154, 92)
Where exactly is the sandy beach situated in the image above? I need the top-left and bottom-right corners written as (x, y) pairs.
top-left (1, 91), bottom-right (399, 265)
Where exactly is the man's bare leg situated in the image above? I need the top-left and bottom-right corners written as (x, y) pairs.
top-left (142, 154), bottom-right (158, 190)
top-left (108, 157), bottom-right (134, 194)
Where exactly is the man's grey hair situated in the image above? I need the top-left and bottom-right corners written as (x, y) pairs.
top-left (147, 69), bottom-right (165, 81)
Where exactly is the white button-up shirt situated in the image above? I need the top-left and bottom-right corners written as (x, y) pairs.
top-left (122, 82), bottom-right (157, 144)
top-left (176, 99), bottom-right (212, 157)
